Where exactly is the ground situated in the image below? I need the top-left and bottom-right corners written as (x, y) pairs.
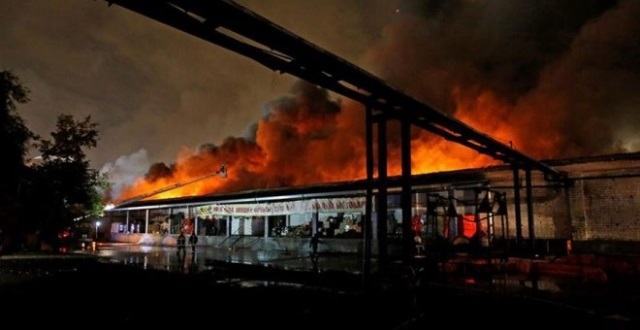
top-left (0, 252), bottom-right (638, 329)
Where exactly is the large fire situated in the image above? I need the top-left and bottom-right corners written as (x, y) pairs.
top-left (113, 80), bottom-right (568, 204)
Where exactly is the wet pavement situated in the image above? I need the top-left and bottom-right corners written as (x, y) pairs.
top-left (86, 242), bottom-right (366, 275)
top-left (1, 243), bottom-right (639, 328)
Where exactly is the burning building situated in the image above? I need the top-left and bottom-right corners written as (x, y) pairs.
top-left (99, 1), bottom-right (640, 263)
top-left (103, 151), bottom-right (640, 262)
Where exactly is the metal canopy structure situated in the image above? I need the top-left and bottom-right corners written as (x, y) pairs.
top-left (102, 0), bottom-right (564, 182)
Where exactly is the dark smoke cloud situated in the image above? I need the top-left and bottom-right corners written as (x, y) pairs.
top-left (2, 0), bottom-right (639, 199)
top-left (0, 0), bottom-right (395, 197)
top-left (365, 0), bottom-right (640, 158)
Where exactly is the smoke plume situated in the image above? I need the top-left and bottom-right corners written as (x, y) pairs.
top-left (113, 0), bottom-right (640, 202)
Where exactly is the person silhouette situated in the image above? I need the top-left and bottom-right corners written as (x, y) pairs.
top-left (188, 232), bottom-right (198, 253)
top-left (310, 231), bottom-right (321, 259)
top-left (177, 232), bottom-right (186, 253)
top-left (309, 231), bottom-right (323, 272)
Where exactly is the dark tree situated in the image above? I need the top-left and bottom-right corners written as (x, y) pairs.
top-left (0, 70), bottom-right (37, 252)
top-left (0, 71), bottom-right (34, 187)
top-left (28, 114), bottom-right (101, 249)
top-left (1, 71), bottom-right (104, 253)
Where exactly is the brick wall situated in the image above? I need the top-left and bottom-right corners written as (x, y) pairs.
top-left (489, 157), bottom-right (640, 243)
top-left (572, 176), bottom-right (640, 241)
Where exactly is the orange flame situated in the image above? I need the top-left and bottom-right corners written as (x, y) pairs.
top-left (115, 82), bottom-right (568, 203)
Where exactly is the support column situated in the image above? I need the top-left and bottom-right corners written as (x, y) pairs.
top-left (525, 168), bottom-right (536, 254)
top-left (194, 215), bottom-right (198, 235)
top-left (264, 216), bottom-right (269, 238)
top-left (363, 105), bottom-right (374, 286)
top-left (377, 115), bottom-right (388, 271)
top-left (187, 205), bottom-right (196, 234)
top-left (512, 165), bottom-right (523, 249)
top-left (145, 209), bottom-right (149, 234)
top-left (401, 117), bottom-right (413, 262)
top-left (126, 211), bottom-right (130, 233)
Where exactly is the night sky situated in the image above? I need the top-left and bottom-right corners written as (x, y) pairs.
top-left (2, 0), bottom-right (639, 200)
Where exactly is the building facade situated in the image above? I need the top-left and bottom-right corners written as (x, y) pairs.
top-left (102, 152), bottom-right (640, 257)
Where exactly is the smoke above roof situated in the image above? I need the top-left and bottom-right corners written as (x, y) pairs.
top-left (106, 0), bottom-right (640, 202)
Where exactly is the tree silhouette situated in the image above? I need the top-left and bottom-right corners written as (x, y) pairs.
top-left (0, 70), bottom-right (103, 253)
top-left (28, 114), bottom-right (101, 249)
top-left (0, 70), bottom-right (36, 252)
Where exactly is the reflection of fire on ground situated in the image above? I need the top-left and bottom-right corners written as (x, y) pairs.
top-left (442, 256), bottom-right (612, 286)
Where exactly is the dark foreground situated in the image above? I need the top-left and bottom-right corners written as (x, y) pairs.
top-left (0, 254), bottom-right (638, 329)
